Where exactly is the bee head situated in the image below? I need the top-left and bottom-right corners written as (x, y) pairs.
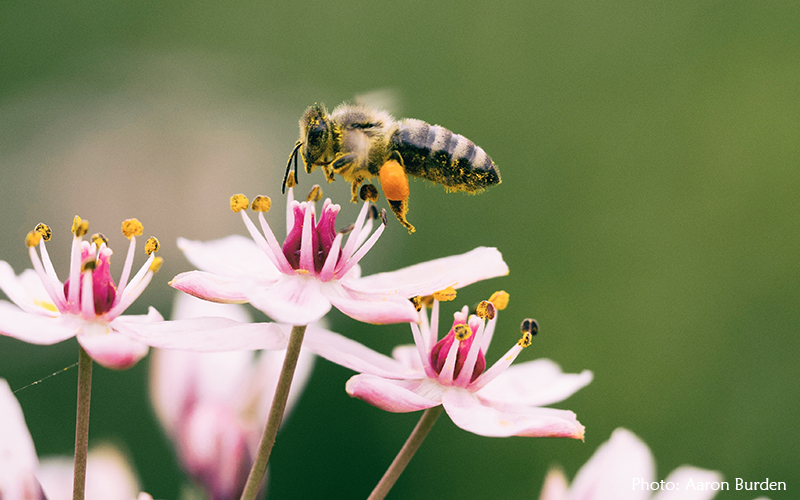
top-left (301, 103), bottom-right (335, 171)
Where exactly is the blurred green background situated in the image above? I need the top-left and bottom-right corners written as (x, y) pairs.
top-left (1, 0), bottom-right (798, 498)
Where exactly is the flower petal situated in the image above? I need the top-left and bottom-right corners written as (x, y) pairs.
top-left (538, 468), bottom-right (569, 500)
top-left (0, 263), bottom-right (58, 316)
top-left (120, 317), bottom-right (288, 352)
top-left (77, 324), bottom-right (150, 370)
top-left (652, 466), bottom-right (724, 500)
top-left (171, 293), bottom-right (251, 323)
top-left (169, 271), bottom-right (253, 304)
top-left (177, 235), bottom-right (280, 281)
top-left (567, 428), bottom-right (654, 500)
top-left (346, 374), bottom-right (442, 412)
top-left (304, 327), bottom-right (420, 379)
top-left (246, 275), bottom-right (332, 325)
top-left (0, 379), bottom-right (43, 499)
top-left (441, 389), bottom-right (585, 439)
top-left (327, 283), bottom-right (419, 324)
top-left (476, 360), bottom-right (593, 409)
top-left (391, 345), bottom-right (425, 373)
top-left (349, 247), bottom-right (508, 297)
top-left (0, 301), bottom-right (78, 345)
top-left (38, 445), bottom-right (140, 500)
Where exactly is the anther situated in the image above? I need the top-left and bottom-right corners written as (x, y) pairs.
top-left (368, 205), bottom-right (379, 220)
top-left (72, 216), bottom-right (89, 237)
top-left (410, 296), bottom-right (423, 311)
top-left (82, 260), bottom-right (97, 272)
top-left (230, 194), bottom-right (250, 213)
top-left (379, 208), bottom-right (387, 226)
top-left (476, 300), bottom-right (496, 320)
top-left (251, 195), bottom-right (272, 212)
top-left (91, 233), bottom-right (108, 246)
top-left (286, 171), bottom-right (297, 188)
top-left (489, 291), bottom-right (509, 310)
top-left (433, 286), bottom-right (457, 302)
top-left (338, 223), bottom-right (355, 235)
top-left (518, 318), bottom-right (539, 348)
top-left (306, 185), bottom-right (323, 202)
top-left (149, 256), bottom-right (164, 273)
top-left (145, 237), bottom-right (160, 256)
top-left (359, 184), bottom-right (379, 202)
top-left (454, 323), bottom-right (472, 341)
top-left (122, 219), bottom-right (143, 239)
top-left (34, 223), bottom-right (52, 241)
top-left (25, 231), bottom-right (42, 248)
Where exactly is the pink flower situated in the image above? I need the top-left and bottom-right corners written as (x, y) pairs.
top-left (306, 294), bottom-right (592, 439)
top-left (0, 218), bottom-right (287, 369)
top-left (150, 294), bottom-right (315, 500)
top-left (0, 379), bottom-right (152, 500)
top-left (538, 428), bottom-right (771, 500)
top-left (170, 189), bottom-right (508, 325)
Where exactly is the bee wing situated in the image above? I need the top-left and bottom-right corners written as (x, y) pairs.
top-left (353, 88), bottom-right (402, 116)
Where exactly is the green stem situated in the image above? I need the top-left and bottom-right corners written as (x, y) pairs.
top-left (367, 405), bottom-right (444, 500)
top-left (240, 324), bottom-right (308, 500)
top-left (72, 346), bottom-right (93, 500)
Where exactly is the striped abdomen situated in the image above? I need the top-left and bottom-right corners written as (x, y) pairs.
top-left (390, 118), bottom-right (501, 193)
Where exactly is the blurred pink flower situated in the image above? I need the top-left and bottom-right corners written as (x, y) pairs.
top-left (538, 428), bottom-right (771, 500)
top-left (0, 218), bottom-right (287, 369)
top-left (170, 189), bottom-right (508, 325)
top-left (306, 296), bottom-right (592, 439)
top-left (150, 294), bottom-right (315, 500)
top-left (0, 379), bottom-right (151, 500)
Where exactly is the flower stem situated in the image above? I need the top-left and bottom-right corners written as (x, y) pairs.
top-left (367, 405), bottom-right (444, 500)
top-left (72, 346), bottom-right (93, 500)
top-left (240, 324), bottom-right (308, 500)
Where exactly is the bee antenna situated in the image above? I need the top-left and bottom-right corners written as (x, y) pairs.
top-left (283, 141), bottom-right (303, 194)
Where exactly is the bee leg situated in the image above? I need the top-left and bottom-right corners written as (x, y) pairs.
top-left (349, 176), bottom-right (366, 203)
top-left (379, 158), bottom-right (415, 234)
top-left (282, 141), bottom-right (303, 194)
top-left (321, 164), bottom-right (336, 183)
top-left (331, 153), bottom-right (359, 174)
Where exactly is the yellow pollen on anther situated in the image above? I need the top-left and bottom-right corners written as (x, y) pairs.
top-left (149, 257), bottom-right (164, 273)
top-left (34, 223), bottom-right (52, 241)
top-left (454, 323), bottom-right (472, 341)
top-left (306, 185), bottom-right (323, 202)
top-left (518, 318), bottom-right (539, 348)
top-left (145, 237), bottom-right (160, 255)
top-left (25, 231), bottom-right (42, 248)
top-left (433, 286), bottom-right (457, 302)
top-left (121, 219), bottom-right (143, 239)
top-left (251, 196), bottom-right (272, 212)
top-left (476, 300), bottom-right (496, 320)
top-left (72, 216), bottom-right (89, 237)
top-left (489, 290), bottom-right (509, 310)
top-left (91, 233), bottom-right (108, 246)
top-left (230, 194), bottom-right (249, 213)
top-left (286, 171), bottom-right (297, 188)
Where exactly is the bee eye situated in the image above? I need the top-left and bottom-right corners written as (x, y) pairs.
top-left (307, 119), bottom-right (328, 146)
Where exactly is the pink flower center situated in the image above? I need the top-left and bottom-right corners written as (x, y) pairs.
top-left (63, 247), bottom-right (117, 315)
top-left (430, 319), bottom-right (486, 383)
top-left (282, 201), bottom-right (340, 273)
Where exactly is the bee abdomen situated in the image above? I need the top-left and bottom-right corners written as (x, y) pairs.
top-left (391, 119), bottom-right (501, 193)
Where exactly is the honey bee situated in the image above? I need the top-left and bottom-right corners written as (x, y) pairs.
top-left (283, 102), bottom-right (501, 233)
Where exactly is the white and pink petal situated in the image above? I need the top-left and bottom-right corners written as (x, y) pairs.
top-left (349, 247), bottom-right (508, 298)
top-left (169, 271), bottom-right (254, 304)
top-left (0, 379), bottom-right (43, 500)
top-left (304, 327), bottom-right (420, 379)
top-left (0, 302), bottom-right (78, 345)
top-left (326, 283), bottom-right (419, 325)
top-left (652, 467), bottom-right (724, 500)
top-left (177, 235), bottom-right (280, 281)
top-left (77, 323), bottom-right (150, 370)
top-left (246, 275), bottom-right (332, 325)
top-left (476, 359), bottom-right (593, 409)
top-left (346, 374), bottom-right (443, 413)
top-left (441, 389), bottom-right (585, 439)
top-left (567, 428), bottom-right (654, 500)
